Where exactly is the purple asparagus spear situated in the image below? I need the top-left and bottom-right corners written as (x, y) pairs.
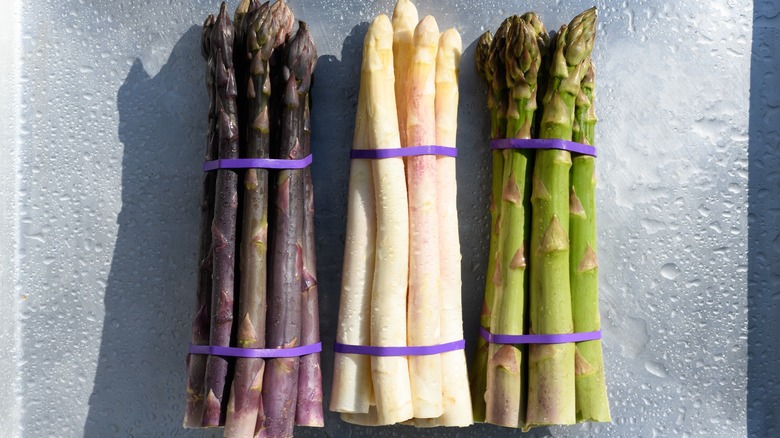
top-left (201, 2), bottom-right (240, 427)
top-left (295, 91), bottom-right (324, 428)
top-left (183, 13), bottom-right (217, 429)
top-left (259, 21), bottom-right (317, 438)
top-left (224, 1), bottom-right (294, 436)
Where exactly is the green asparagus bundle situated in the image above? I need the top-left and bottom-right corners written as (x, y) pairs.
top-left (186, 2), bottom-right (321, 435)
top-left (473, 7), bottom-right (608, 431)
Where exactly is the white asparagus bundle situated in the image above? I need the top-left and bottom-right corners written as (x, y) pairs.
top-left (333, 0), bottom-right (471, 428)
top-left (365, 14), bottom-right (415, 426)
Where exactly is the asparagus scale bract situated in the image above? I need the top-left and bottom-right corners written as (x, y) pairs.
top-left (202, 3), bottom-right (240, 427)
top-left (261, 20), bottom-right (317, 438)
top-left (526, 8), bottom-right (597, 429)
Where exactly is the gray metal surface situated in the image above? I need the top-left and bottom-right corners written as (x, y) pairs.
top-left (748, 1), bottom-right (780, 436)
top-left (3, 0), bottom-right (756, 436)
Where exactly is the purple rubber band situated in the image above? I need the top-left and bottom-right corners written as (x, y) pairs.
top-left (189, 342), bottom-right (322, 358)
top-left (350, 145), bottom-right (457, 159)
top-left (333, 339), bottom-right (465, 357)
top-left (490, 138), bottom-right (597, 157)
top-left (203, 154), bottom-right (313, 172)
top-left (479, 326), bottom-right (602, 344)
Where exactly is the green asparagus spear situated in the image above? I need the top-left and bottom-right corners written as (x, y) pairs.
top-left (202, 2), bottom-right (239, 427)
top-left (469, 30), bottom-right (493, 424)
top-left (184, 14), bottom-right (217, 429)
top-left (570, 61), bottom-right (610, 423)
top-left (526, 7), bottom-right (597, 429)
top-left (485, 16), bottom-right (540, 429)
top-left (469, 27), bottom-right (503, 424)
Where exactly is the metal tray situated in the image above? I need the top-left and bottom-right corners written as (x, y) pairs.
top-left (0, 0), bottom-right (757, 436)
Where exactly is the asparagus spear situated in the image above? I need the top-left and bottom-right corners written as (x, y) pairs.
top-left (570, 61), bottom-right (610, 423)
top-left (201, 3), bottom-right (239, 427)
top-left (296, 93), bottom-right (325, 428)
top-left (526, 8), bottom-right (597, 428)
top-left (330, 41), bottom-right (376, 415)
top-left (405, 15), bottom-right (443, 420)
top-left (184, 14), bottom-right (217, 429)
top-left (260, 21), bottom-right (317, 438)
top-left (430, 28), bottom-right (472, 427)
top-left (392, 0), bottom-right (418, 148)
top-left (472, 19), bottom-right (512, 422)
top-left (485, 16), bottom-right (540, 428)
top-left (469, 30), bottom-right (495, 423)
top-left (224, 2), bottom-right (294, 436)
top-left (365, 15), bottom-right (414, 425)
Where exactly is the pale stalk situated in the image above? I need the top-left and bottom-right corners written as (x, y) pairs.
top-left (366, 15), bottom-right (414, 425)
top-left (424, 28), bottom-right (472, 427)
top-left (405, 15), bottom-right (443, 419)
top-left (330, 59), bottom-right (376, 415)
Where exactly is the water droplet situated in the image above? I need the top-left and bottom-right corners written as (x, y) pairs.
top-left (661, 263), bottom-right (681, 280)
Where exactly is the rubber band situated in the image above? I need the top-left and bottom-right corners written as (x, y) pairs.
top-left (189, 342), bottom-right (322, 358)
top-left (203, 154), bottom-right (313, 172)
top-left (479, 327), bottom-right (602, 345)
top-left (333, 339), bottom-right (465, 357)
top-left (350, 145), bottom-right (457, 159)
top-left (490, 138), bottom-right (596, 157)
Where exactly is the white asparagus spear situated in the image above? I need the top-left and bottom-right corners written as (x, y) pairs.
top-left (330, 51), bottom-right (376, 414)
top-left (366, 14), bottom-right (415, 425)
top-left (405, 15), bottom-right (443, 419)
top-left (431, 28), bottom-right (473, 427)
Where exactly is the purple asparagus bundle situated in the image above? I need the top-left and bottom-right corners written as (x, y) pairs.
top-left (185, 1), bottom-right (321, 435)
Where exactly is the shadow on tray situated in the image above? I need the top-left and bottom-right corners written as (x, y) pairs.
top-left (84, 25), bottom-right (221, 437)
